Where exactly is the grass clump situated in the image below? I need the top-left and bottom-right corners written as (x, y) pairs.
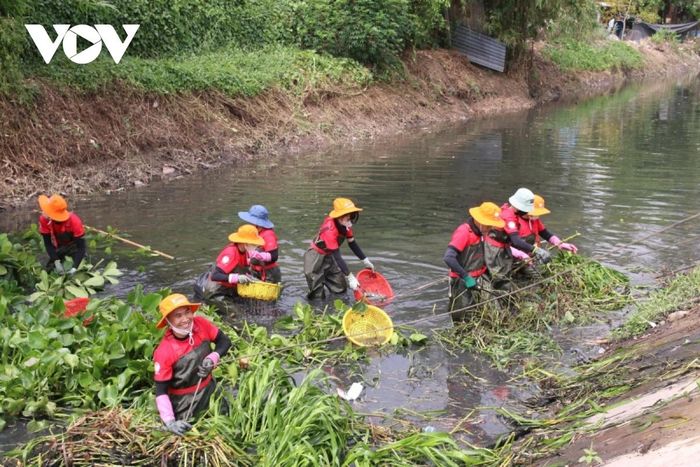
top-left (27, 46), bottom-right (372, 97)
top-left (614, 265), bottom-right (700, 340)
top-left (543, 38), bottom-right (643, 71)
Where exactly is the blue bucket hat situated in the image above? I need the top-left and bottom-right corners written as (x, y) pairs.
top-left (238, 205), bottom-right (274, 229)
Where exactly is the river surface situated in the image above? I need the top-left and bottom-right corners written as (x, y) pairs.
top-left (2, 75), bottom-right (700, 447)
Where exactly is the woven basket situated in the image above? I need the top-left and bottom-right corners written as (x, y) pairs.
top-left (342, 305), bottom-right (394, 347)
top-left (237, 281), bottom-right (282, 301)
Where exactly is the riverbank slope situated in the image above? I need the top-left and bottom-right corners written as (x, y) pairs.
top-left (2, 38), bottom-right (699, 210)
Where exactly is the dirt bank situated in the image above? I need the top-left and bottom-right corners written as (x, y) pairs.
top-left (536, 300), bottom-right (700, 466)
top-left (1, 39), bottom-right (699, 211)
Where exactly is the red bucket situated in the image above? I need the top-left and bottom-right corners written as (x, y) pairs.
top-left (64, 297), bottom-right (94, 325)
top-left (353, 269), bottom-right (394, 306)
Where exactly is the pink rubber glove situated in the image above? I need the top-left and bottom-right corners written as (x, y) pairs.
top-left (549, 236), bottom-right (578, 253)
top-left (249, 250), bottom-right (272, 262)
top-left (205, 351), bottom-right (220, 366)
top-left (156, 394), bottom-right (175, 424)
top-left (229, 273), bottom-right (253, 284)
top-left (510, 247), bottom-right (530, 261)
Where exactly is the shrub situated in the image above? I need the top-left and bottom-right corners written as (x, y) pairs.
top-left (543, 38), bottom-right (643, 71)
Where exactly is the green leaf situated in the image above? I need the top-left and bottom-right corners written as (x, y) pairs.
top-left (83, 276), bottom-right (105, 288)
top-left (0, 265), bottom-right (7, 275)
top-left (27, 419), bottom-right (48, 433)
top-left (65, 285), bottom-right (89, 298)
top-left (409, 333), bottom-right (428, 344)
top-left (98, 384), bottom-right (119, 406)
top-left (389, 332), bottom-right (399, 345)
top-left (64, 354), bottom-right (79, 368)
top-left (27, 330), bottom-right (47, 349)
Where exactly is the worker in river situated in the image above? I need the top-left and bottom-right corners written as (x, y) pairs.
top-left (503, 192), bottom-right (578, 271)
top-left (443, 201), bottom-right (505, 323)
top-left (37, 194), bottom-right (86, 274)
top-left (500, 188), bottom-right (553, 265)
top-left (194, 224), bottom-right (265, 300)
top-left (303, 197), bottom-right (375, 300)
top-left (238, 205), bottom-right (281, 283)
top-left (153, 293), bottom-right (232, 436)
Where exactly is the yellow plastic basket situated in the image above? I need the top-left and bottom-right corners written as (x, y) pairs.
top-left (237, 281), bottom-right (282, 301)
top-left (342, 305), bottom-right (394, 347)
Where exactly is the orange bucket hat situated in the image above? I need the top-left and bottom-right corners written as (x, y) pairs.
top-left (469, 202), bottom-right (506, 228)
top-left (38, 194), bottom-right (71, 222)
top-left (228, 224), bottom-right (265, 246)
top-left (157, 293), bottom-right (200, 328)
top-left (329, 198), bottom-right (363, 219)
top-left (530, 195), bottom-right (551, 217)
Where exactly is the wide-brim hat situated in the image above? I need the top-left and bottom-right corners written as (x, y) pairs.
top-left (509, 188), bottom-right (535, 213)
top-left (531, 195), bottom-right (551, 217)
top-left (329, 197), bottom-right (363, 219)
top-left (157, 293), bottom-right (200, 328)
top-left (38, 194), bottom-right (70, 222)
top-left (228, 224), bottom-right (265, 246)
top-left (469, 202), bottom-right (505, 228)
top-left (238, 205), bottom-right (274, 229)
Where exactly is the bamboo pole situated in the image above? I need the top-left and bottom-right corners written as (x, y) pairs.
top-left (85, 225), bottom-right (175, 260)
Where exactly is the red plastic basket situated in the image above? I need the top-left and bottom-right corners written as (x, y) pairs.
top-left (64, 297), bottom-right (94, 325)
top-left (353, 269), bottom-right (394, 306)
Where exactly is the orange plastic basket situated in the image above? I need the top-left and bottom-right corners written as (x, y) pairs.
top-left (64, 297), bottom-right (94, 326)
top-left (342, 305), bottom-right (394, 347)
top-left (353, 269), bottom-right (394, 306)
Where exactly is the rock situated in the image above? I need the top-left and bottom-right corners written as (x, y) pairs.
top-left (134, 180), bottom-right (145, 187)
top-left (667, 310), bottom-right (689, 322)
top-left (162, 166), bottom-right (176, 175)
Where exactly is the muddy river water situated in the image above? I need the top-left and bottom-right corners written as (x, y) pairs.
top-left (2, 75), bottom-right (700, 447)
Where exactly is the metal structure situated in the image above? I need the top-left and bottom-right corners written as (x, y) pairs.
top-left (452, 24), bottom-right (507, 73)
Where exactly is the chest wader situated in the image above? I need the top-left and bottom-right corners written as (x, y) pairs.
top-left (45, 240), bottom-right (79, 271)
top-left (483, 232), bottom-right (517, 313)
top-left (169, 341), bottom-right (218, 421)
top-left (303, 234), bottom-right (348, 300)
top-left (512, 233), bottom-right (542, 282)
top-left (250, 260), bottom-right (282, 284)
top-left (448, 241), bottom-right (485, 323)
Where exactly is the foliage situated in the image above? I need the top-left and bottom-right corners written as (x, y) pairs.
top-left (0, 17), bottom-right (26, 97)
top-left (542, 38), bottom-right (644, 71)
top-left (614, 265), bottom-right (700, 340)
top-left (482, 0), bottom-right (598, 55)
top-left (19, 0), bottom-right (448, 70)
top-left (26, 46), bottom-right (371, 97)
top-left (651, 28), bottom-right (681, 45)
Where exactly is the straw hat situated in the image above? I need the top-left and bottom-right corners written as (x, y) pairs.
top-left (238, 205), bottom-right (274, 229)
top-left (228, 224), bottom-right (265, 246)
top-left (329, 198), bottom-right (363, 219)
top-left (509, 188), bottom-right (535, 213)
top-left (469, 202), bottom-right (506, 228)
top-left (157, 293), bottom-right (200, 328)
top-left (38, 194), bottom-right (70, 222)
top-left (531, 195), bottom-right (551, 217)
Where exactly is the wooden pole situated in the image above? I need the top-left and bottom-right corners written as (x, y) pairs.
top-left (85, 225), bottom-right (175, 260)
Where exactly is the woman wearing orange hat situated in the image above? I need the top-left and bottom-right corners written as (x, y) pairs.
top-left (443, 202), bottom-right (505, 322)
top-left (153, 293), bottom-right (232, 435)
top-left (37, 194), bottom-right (86, 274)
top-left (194, 224), bottom-right (265, 300)
top-left (303, 198), bottom-right (374, 300)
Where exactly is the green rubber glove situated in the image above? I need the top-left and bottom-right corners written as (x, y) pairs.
top-left (463, 276), bottom-right (477, 289)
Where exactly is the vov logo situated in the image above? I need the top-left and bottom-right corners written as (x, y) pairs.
top-left (25, 24), bottom-right (139, 64)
